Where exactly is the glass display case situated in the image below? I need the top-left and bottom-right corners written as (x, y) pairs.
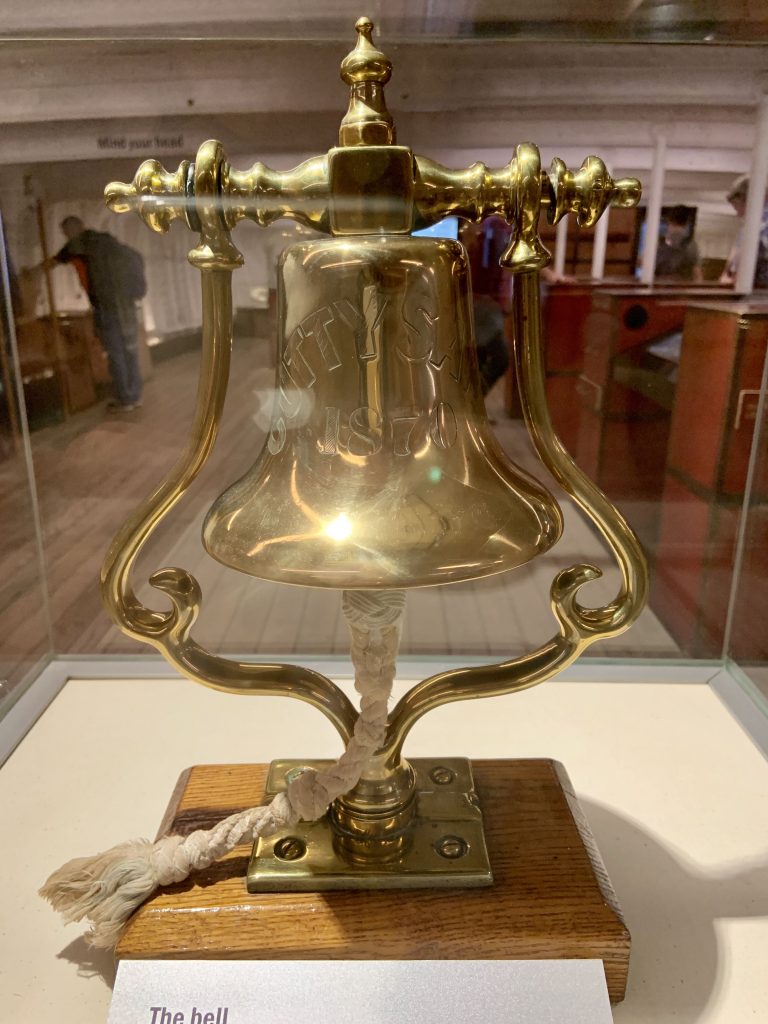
top-left (1, 6), bottom-right (767, 1023)
top-left (0, 215), bottom-right (53, 725)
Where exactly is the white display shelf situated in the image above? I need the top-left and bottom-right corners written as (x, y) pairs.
top-left (1, 669), bottom-right (766, 1023)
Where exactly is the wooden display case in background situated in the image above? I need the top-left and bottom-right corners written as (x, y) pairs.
top-left (652, 303), bottom-right (768, 656)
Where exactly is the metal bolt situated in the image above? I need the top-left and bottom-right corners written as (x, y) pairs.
top-left (429, 765), bottom-right (455, 785)
top-left (434, 834), bottom-right (468, 859)
top-left (274, 836), bottom-right (307, 861)
top-left (285, 766), bottom-right (310, 785)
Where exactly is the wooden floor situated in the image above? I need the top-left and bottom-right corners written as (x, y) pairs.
top-left (0, 337), bottom-right (678, 702)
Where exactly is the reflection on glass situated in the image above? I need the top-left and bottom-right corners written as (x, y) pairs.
top-left (0, 28), bottom-right (765, 678)
top-left (0, 215), bottom-right (53, 713)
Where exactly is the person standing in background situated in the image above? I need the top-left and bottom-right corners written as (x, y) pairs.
top-left (720, 176), bottom-right (768, 289)
top-left (655, 205), bottom-right (703, 282)
top-left (46, 216), bottom-right (145, 412)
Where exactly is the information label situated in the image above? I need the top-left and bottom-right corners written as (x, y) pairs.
top-left (108, 958), bottom-right (612, 1024)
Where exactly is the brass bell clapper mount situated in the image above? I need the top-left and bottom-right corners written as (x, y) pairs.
top-left (97, 19), bottom-right (647, 895)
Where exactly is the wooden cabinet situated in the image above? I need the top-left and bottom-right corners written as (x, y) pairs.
top-left (15, 312), bottom-right (101, 423)
top-left (540, 285), bottom-right (721, 455)
top-left (58, 312), bottom-right (107, 398)
top-left (574, 291), bottom-right (686, 481)
top-left (536, 286), bottom-right (730, 560)
top-left (652, 303), bottom-right (768, 656)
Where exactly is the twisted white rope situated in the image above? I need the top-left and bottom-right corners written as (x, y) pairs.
top-left (40, 589), bottom-right (405, 948)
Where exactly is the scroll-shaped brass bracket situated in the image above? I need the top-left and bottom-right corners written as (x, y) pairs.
top-left (101, 139), bottom-right (357, 745)
top-left (104, 126), bottom-right (647, 877)
top-left (378, 265), bottom-right (649, 770)
top-left (378, 146), bottom-right (648, 770)
top-left (99, 16), bottom-right (650, 890)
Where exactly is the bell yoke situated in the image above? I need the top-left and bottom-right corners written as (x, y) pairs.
top-left (99, 17), bottom-right (648, 883)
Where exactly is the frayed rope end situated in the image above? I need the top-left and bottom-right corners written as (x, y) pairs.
top-left (39, 838), bottom-right (163, 948)
top-left (38, 803), bottom-right (286, 949)
top-left (40, 590), bottom-right (405, 950)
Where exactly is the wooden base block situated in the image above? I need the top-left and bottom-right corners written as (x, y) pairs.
top-left (117, 759), bottom-right (630, 1003)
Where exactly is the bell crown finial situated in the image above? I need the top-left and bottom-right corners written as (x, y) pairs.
top-left (339, 17), bottom-right (396, 146)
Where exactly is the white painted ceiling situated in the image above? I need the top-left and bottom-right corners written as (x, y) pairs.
top-left (0, 3), bottom-right (767, 212)
top-left (3, 1), bottom-right (768, 41)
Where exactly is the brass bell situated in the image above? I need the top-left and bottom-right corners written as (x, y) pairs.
top-left (202, 234), bottom-right (563, 588)
top-left (90, 14), bottom-right (648, 916)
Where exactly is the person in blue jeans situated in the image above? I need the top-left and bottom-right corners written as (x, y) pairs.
top-left (50, 216), bottom-right (143, 412)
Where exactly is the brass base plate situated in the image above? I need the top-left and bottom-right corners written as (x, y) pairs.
top-left (117, 759), bottom-right (630, 1003)
top-left (247, 757), bottom-right (493, 892)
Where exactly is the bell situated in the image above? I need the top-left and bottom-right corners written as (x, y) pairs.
top-left (43, 18), bottom-right (649, 955)
top-left (203, 234), bottom-right (563, 588)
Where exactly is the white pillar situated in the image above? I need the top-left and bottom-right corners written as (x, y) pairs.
top-left (591, 207), bottom-right (610, 279)
top-left (735, 91), bottom-right (768, 294)
top-left (640, 134), bottom-right (667, 285)
top-left (554, 215), bottom-right (568, 277)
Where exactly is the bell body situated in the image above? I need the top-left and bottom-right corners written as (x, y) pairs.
top-left (203, 235), bottom-right (562, 588)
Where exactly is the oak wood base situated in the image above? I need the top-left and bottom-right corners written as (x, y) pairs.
top-left (116, 759), bottom-right (630, 1003)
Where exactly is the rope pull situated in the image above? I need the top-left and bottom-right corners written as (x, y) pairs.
top-left (40, 590), bottom-right (405, 948)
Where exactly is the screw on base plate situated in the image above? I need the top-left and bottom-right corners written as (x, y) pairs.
top-left (434, 834), bottom-right (468, 859)
top-left (274, 836), bottom-right (307, 861)
top-left (429, 766), bottom-right (456, 785)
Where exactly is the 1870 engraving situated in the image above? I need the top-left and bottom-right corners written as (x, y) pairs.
top-left (267, 273), bottom-right (467, 457)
